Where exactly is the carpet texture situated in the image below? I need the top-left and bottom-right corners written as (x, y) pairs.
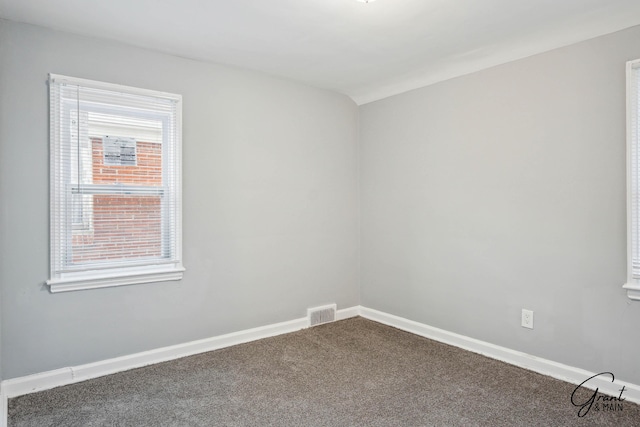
top-left (8, 317), bottom-right (640, 426)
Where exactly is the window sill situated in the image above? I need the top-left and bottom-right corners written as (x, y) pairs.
top-left (623, 282), bottom-right (640, 301)
top-left (46, 266), bottom-right (185, 293)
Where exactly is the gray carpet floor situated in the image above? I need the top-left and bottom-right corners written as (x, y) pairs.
top-left (8, 317), bottom-right (640, 426)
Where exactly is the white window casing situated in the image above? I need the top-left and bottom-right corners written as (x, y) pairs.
top-left (47, 74), bottom-right (184, 292)
top-left (625, 59), bottom-right (640, 301)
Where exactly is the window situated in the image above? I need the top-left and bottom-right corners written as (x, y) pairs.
top-left (47, 74), bottom-right (184, 292)
top-left (625, 59), bottom-right (640, 301)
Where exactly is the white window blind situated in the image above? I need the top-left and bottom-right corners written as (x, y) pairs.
top-left (47, 74), bottom-right (184, 292)
top-left (625, 59), bottom-right (640, 300)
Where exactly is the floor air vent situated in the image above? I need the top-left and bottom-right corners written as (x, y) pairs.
top-left (308, 304), bottom-right (337, 327)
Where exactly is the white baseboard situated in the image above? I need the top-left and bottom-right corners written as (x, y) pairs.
top-left (1, 306), bottom-right (360, 400)
top-left (336, 305), bottom-right (360, 321)
top-left (3, 304), bottom-right (639, 427)
top-left (359, 306), bottom-right (640, 405)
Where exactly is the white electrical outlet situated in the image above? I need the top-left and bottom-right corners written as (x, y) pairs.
top-left (521, 309), bottom-right (534, 329)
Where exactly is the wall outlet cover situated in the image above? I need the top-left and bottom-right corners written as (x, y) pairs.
top-left (521, 309), bottom-right (534, 329)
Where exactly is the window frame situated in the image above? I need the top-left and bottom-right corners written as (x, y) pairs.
top-left (69, 111), bottom-right (94, 235)
top-left (46, 74), bottom-right (184, 293)
top-left (625, 59), bottom-right (640, 301)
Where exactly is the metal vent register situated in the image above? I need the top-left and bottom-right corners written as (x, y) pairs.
top-left (308, 304), bottom-right (337, 326)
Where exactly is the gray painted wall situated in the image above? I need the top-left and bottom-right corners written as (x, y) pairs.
top-left (360, 25), bottom-right (640, 384)
top-left (2, 16), bottom-right (640, 387)
top-left (0, 19), bottom-right (359, 379)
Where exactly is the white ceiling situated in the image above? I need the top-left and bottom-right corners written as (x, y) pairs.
top-left (2, 0), bottom-right (640, 104)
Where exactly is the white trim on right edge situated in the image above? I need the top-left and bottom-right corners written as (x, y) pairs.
top-left (625, 57), bottom-right (640, 301)
top-left (0, 384), bottom-right (6, 427)
top-left (359, 306), bottom-right (640, 405)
